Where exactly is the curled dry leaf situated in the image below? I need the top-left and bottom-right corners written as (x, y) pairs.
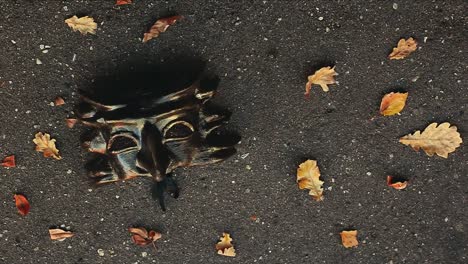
top-left (387, 176), bottom-right (408, 190)
top-left (297, 160), bottom-right (324, 201)
top-left (49, 228), bottom-right (74, 241)
top-left (2, 155), bottom-right (16, 168)
top-left (14, 194), bottom-right (30, 216)
top-left (388, 37), bottom-right (417, 60)
top-left (54, 96), bottom-right (65, 106)
top-left (33, 132), bottom-right (62, 160)
top-left (66, 118), bottom-right (78, 128)
top-left (340, 230), bottom-right (358, 248)
top-left (305, 66), bottom-right (337, 96)
top-left (128, 227), bottom-right (161, 247)
top-left (399, 122), bottom-right (462, 158)
top-left (65, 16), bottom-right (97, 35)
top-left (143, 15), bottom-right (183, 43)
top-left (116, 0), bottom-right (132, 5)
top-left (216, 233), bottom-right (236, 257)
top-left (380, 92), bottom-right (408, 116)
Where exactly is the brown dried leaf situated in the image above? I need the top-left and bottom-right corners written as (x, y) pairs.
top-left (340, 230), bottom-right (358, 248)
top-left (128, 227), bottom-right (161, 247)
top-left (216, 233), bottom-right (236, 257)
top-left (116, 0), bottom-right (132, 5)
top-left (14, 194), bottom-right (30, 216)
top-left (380, 92), bottom-right (408, 116)
top-left (65, 16), bottom-right (97, 35)
top-left (49, 228), bottom-right (74, 241)
top-left (388, 37), bottom-right (417, 60)
top-left (142, 15), bottom-right (183, 43)
top-left (399, 122), bottom-right (462, 158)
top-left (305, 66), bottom-right (337, 96)
top-left (1, 155), bottom-right (16, 168)
top-left (386, 176), bottom-right (408, 190)
top-left (54, 96), bottom-right (65, 106)
top-left (33, 132), bottom-right (62, 160)
top-left (297, 160), bottom-right (324, 201)
top-left (66, 118), bottom-right (78, 128)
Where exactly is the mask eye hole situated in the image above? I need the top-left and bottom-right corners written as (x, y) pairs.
top-left (163, 121), bottom-right (194, 142)
top-left (108, 133), bottom-right (139, 154)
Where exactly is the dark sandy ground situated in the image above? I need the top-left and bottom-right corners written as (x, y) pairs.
top-left (0, 1), bottom-right (467, 263)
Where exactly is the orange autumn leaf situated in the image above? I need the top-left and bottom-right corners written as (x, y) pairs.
top-left (54, 96), bottom-right (65, 106)
top-left (296, 160), bottom-right (324, 201)
top-left (33, 132), bottom-right (62, 160)
top-left (305, 66), bottom-right (337, 96)
top-left (388, 37), bottom-right (417, 60)
top-left (1, 155), bottom-right (16, 168)
top-left (66, 118), bottom-right (78, 128)
top-left (399, 122), bottom-right (462, 158)
top-left (216, 233), bottom-right (236, 257)
top-left (386, 176), bottom-right (408, 190)
top-left (380, 92), bottom-right (408, 116)
top-left (143, 15), bottom-right (183, 43)
top-left (340, 230), bottom-right (358, 248)
top-left (14, 194), bottom-right (30, 216)
top-left (49, 228), bottom-right (74, 241)
top-left (128, 227), bottom-right (161, 247)
top-left (116, 0), bottom-right (132, 5)
top-left (65, 16), bottom-right (97, 35)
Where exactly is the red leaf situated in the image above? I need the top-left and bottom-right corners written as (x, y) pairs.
top-left (14, 194), bottom-right (30, 216)
top-left (128, 227), bottom-right (161, 246)
top-left (386, 175), bottom-right (408, 190)
top-left (54, 96), bottom-right (65, 106)
top-left (66, 118), bottom-right (77, 128)
top-left (116, 0), bottom-right (132, 5)
top-left (1, 155), bottom-right (16, 168)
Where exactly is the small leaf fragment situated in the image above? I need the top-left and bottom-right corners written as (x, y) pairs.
top-left (380, 92), bottom-right (408, 116)
top-left (14, 194), bottom-right (30, 216)
top-left (399, 122), bottom-right (462, 158)
top-left (1, 155), bottom-right (16, 168)
top-left (340, 230), bottom-right (358, 248)
top-left (49, 228), bottom-right (74, 241)
top-left (305, 66), bottom-right (337, 96)
top-left (142, 15), bottom-right (183, 43)
top-left (33, 132), bottom-right (62, 160)
top-left (388, 37), bottom-right (417, 60)
top-left (386, 176), bottom-right (408, 190)
top-left (66, 118), bottom-right (78, 128)
top-left (54, 96), bottom-right (65, 106)
top-left (216, 233), bottom-right (236, 257)
top-left (296, 160), bottom-right (324, 201)
top-left (116, 0), bottom-right (132, 5)
top-left (65, 16), bottom-right (97, 35)
top-left (128, 227), bottom-right (161, 247)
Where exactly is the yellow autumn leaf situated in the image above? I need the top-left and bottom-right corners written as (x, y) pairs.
top-left (33, 132), bottom-right (62, 160)
top-left (65, 16), bottom-right (97, 35)
top-left (296, 160), bottom-right (324, 201)
top-left (305, 66), bottom-right (337, 96)
top-left (380, 92), bottom-right (408, 116)
top-left (388, 37), bottom-right (417, 60)
top-left (340, 230), bottom-right (358, 248)
top-left (216, 233), bottom-right (236, 257)
top-left (399, 122), bottom-right (462, 158)
top-left (49, 228), bottom-right (74, 241)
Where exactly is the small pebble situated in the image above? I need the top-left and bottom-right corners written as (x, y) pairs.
top-left (392, 3), bottom-right (398, 10)
top-left (97, 249), bottom-right (105, 256)
top-left (141, 252), bottom-right (148, 257)
top-left (318, 16), bottom-right (324, 21)
top-left (36, 59), bottom-right (42, 65)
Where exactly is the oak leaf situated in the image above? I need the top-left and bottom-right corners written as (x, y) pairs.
top-left (116, 0), bottom-right (132, 5)
top-left (297, 160), bottom-right (324, 201)
top-left (14, 194), bottom-right (30, 216)
top-left (388, 37), bottom-right (417, 60)
top-left (399, 122), bottom-right (462, 158)
top-left (1, 155), bottom-right (16, 168)
top-left (65, 16), bottom-right (97, 35)
top-left (143, 15), bottom-right (183, 43)
top-left (340, 230), bottom-right (358, 248)
top-left (128, 227), bottom-right (161, 248)
top-left (380, 92), bottom-right (408, 116)
top-left (33, 132), bottom-right (62, 160)
top-left (386, 176), bottom-right (408, 190)
top-left (216, 233), bottom-right (236, 257)
top-left (305, 66), bottom-right (337, 96)
top-left (49, 228), bottom-right (74, 241)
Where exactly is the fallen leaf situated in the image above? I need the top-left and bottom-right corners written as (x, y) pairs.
top-left (296, 160), bottom-right (324, 201)
top-left (54, 96), bottom-right (65, 106)
top-left (65, 16), bottom-right (97, 35)
top-left (116, 0), bottom-right (132, 5)
top-left (340, 230), bottom-right (358, 248)
top-left (142, 15), bottom-right (183, 43)
top-left (1, 155), bottom-right (16, 168)
top-left (128, 227), bottom-right (161, 247)
top-left (216, 233), bottom-right (236, 257)
top-left (305, 66), bottom-right (337, 96)
top-left (33, 132), bottom-right (62, 160)
top-left (388, 37), bottom-right (417, 60)
top-left (386, 176), bottom-right (408, 190)
top-left (380, 92), bottom-right (408, 116)
top-left (49, 228), bottom-right (74, 241)
top-left (66, 118), bottom-right (78, 128)
top-left (14, 194), bottom-right (30, 216)
top-left (249, 215), bottom-right (257, 221)
top-left (399, 122), bottom-right (462, 158)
